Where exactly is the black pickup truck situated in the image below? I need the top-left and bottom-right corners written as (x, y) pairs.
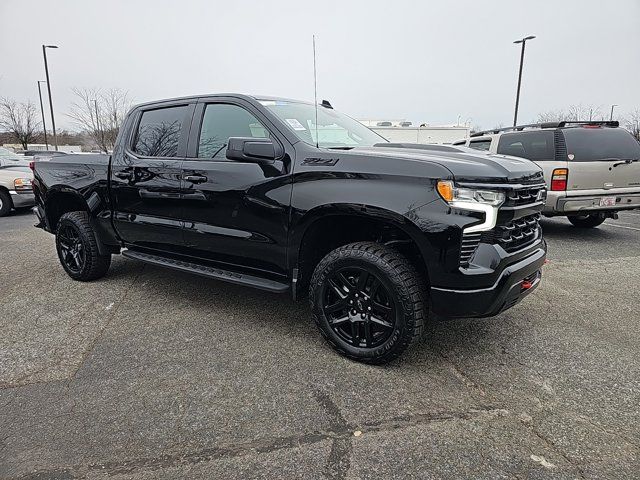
top-left (32, 94), bottom-right (547, 364)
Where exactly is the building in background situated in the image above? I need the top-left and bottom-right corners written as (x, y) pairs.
top-left (360, 120), bottom-right (470, 145)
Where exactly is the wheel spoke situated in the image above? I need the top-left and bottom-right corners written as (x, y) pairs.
top-left (351, 321), bottom-right (359, 346)
top-left (364, 321), bottom-right (372, 347)
top-left (325, 298), bottom-right (348, 314)
top-left (369, 277), bottom-right (382, 296)
top-left (329, 315), bottom-right (350, 325)
top-left (328, 278), bottom-right (348, 299)
top-left (372, 300), bottom-right (392, 315)
top-left (370, 315), bottom-right (393, 329)
top-left (356, 270), bottom-right (369, 292)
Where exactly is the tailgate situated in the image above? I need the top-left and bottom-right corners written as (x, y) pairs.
top-left (562, 127), bottom-right (640, 192)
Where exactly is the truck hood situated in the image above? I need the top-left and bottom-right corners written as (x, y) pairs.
top-left (351, 143), bottom-right (544, 185)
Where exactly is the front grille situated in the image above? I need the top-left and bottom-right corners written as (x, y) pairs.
top-left (503, 184), bottom-right (546, 207)
top-left (458, 184), bottom-right (545, 267)
top-left (483, 213), bottom-right (541, 252)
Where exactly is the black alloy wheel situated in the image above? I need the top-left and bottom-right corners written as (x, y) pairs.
top-left (321, 266), bottom-right (396, 348)
top-left (55, 211), bottom-right (111, 281)
top-left (57, 223), bottom-right (86, 273)
top-left (310, 242), bottom-right (426, 364)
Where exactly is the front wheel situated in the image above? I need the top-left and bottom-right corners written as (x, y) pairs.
top-left (309, 242), bottom-right (426, 364)
top-left (0, 190), bottom-right (12, 217)
top-left (568, 214), bottom-right (606, 228)
top-left (55, 211), bottom-right (111, 281)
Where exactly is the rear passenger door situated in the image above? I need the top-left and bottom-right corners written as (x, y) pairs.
top-left (111, 102), bottom-right (195, 253)
top-left (179, 98), bottom-right (292, 277)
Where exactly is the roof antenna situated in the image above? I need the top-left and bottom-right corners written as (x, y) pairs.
top-left (313, 35), bottom-right (319, 148)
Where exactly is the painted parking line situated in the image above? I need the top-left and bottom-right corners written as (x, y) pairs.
top-left (603, 223), bottom-right (640, 232)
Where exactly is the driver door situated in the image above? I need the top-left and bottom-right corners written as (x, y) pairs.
top-left (179, 99), bottom-right (292, 277)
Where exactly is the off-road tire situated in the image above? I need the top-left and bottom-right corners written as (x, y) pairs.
top-left (0, 190), bottom-right (13, 217)
top-left (56, 211), bottom-right (111, 281)
top-left (309, 241), bottom-right (427, 364)
top-left (568, 214), bottom-right (606, 228)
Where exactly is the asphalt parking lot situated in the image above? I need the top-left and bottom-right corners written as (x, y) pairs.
top-left (1, 210), bottom-right (639, 479)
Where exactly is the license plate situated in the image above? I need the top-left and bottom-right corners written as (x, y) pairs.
top-left (599, 196), bottom-right (616, 207)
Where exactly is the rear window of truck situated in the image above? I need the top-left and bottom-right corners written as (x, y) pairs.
top-left (562, 127), bottom-right (640, 162)
top-left (133, 105), bottom-right (188, 157)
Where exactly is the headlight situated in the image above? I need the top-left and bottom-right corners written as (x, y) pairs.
top-left (437, 180), bottom-right (505, 206)
top-left (436, 180), bottom-right (505, 234)
top-left (14, 178), bottom-right (33, 192)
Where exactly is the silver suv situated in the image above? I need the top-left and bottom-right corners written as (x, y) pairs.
top-left (453, 121), bottom-right (640, 227)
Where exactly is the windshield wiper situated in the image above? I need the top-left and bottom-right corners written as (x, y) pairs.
top-left (613, 158), bottom-right (640, 167)
top-left (326, 146), bottom-right (356, 150)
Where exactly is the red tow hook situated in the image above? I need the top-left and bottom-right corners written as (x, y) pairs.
top-left (521, 280), bottom-right (533, 290)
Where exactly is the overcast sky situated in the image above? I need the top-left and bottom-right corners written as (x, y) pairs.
top-left (1, 0), bottom-right (638, 131)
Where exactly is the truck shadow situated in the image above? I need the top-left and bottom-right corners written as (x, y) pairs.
top-left (103, 256), bottom-right (507, 367)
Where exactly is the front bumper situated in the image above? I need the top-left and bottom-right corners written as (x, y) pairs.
top-left (430, 244), bottom-right (546, 318)
top-left (545, 191), bottom-right (640, 214)
top-left (9, 191), bottom-right (35, 208)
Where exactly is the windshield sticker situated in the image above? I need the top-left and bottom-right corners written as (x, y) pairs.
top-left (286, 118), bottom-right (306, 131)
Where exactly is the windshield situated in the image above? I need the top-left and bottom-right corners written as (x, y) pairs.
top-left (563, 127), bottom-right (640, 162)
top-left (260, 100), bottom-right (386, 148)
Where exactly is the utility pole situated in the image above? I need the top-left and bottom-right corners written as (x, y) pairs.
top-left (42, 44), bottom-right (59, 150)
top-left (512, 35), bottom-right (536, 127)
top-left (37, 81), bottom-right (49, 150)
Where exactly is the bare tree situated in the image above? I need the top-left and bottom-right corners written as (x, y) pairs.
top-left (624, 109), bottom-right (640, 141)
top-left (67, 88), bottom-right (131, 152)
top-left (0, 98), bottom-right (41, 149)
top-left (536, 104), bottom-right (605, 123)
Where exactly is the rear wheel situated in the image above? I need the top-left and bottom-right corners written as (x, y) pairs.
top-left (309, 242), bottom-right (426, 364)
top-left (0, 190), bottom-right (12, 217)
top-left (55, 211), bottom-right (111, 281)
top-left (568, 214), bottom-right (606, 228)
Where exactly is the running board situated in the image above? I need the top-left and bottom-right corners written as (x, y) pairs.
top-left (122, 249), bottom-right (289, 293)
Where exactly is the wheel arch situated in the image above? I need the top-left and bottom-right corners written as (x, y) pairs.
top-left (44, 188), bottom-right (91, 231)
top-left (291, 204), bottom-right (431, 299)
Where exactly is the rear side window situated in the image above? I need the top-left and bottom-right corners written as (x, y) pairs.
top-left (468, 139), bottom-right (491, 151)
top-left (497, 131), bottom-right (555, 160)
top-left (562, 127), bottom-right (640, 162)
top-left (198, 104), bottom-right (269, 159)
top-left (133, 105), bottom-right (188, 157)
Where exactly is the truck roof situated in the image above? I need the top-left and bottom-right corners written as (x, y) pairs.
top-left (132, 93), bottom-right (313, 110)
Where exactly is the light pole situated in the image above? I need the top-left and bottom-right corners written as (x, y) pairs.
top-left (37, 81), bottom-right (49, 150)
top-left (42, 44), bottom-right (59, 151)
top-left (610, 104), bottom-right (618, 121)
top-left (512, 35), bottom-right (536, 127)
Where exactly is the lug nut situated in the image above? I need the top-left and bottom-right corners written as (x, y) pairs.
top-left (361, 313), bottom-right (366, 319)
top-left (367, 306), bottom-right (371, 311)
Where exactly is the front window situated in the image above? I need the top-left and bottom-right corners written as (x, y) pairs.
top-left (198, 104), bottom-right (269, 159)
top-left (260, 100), bottom-right (385, 149)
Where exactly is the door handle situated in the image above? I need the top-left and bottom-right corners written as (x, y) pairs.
top-left (114, 171), bottom-right (133, 180)
top-left (184, 174), bottom-right (208, 183)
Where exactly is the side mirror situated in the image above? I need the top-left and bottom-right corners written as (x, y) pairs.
top-left (226, 137), bottom-right (278, 163)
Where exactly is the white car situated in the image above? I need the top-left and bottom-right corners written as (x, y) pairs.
top-left (0, 147), bottom-right (34, 216)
